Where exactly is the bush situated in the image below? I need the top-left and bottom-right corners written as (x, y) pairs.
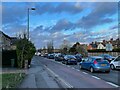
top-left (16, 38), bottom-right (36, 68)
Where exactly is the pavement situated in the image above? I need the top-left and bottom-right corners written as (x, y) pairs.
top-left (18, 58), bottom-right (61, 88)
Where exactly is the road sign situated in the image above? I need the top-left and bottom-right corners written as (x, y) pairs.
top-left (106, 43), bottom-right (113, 51)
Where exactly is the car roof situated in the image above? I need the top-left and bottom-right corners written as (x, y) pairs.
top-left (90, 56), bottom-right (103, 58)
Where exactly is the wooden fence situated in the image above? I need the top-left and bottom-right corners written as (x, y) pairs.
top-left (88, 52), bottom-right (120, 57)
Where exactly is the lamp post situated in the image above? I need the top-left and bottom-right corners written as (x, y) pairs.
top-left (27, 8), bottom-right (36, 40)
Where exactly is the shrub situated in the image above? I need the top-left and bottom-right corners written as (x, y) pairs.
top-left (16, 37), bottom-right (36, 68)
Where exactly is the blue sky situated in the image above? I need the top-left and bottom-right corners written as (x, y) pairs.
top-left (1, 2), bottom-right (118, 49)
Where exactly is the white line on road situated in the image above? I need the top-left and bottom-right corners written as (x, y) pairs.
top-left (82, 72), bottom-right (88, 74)
top-left (62, 64), bottom-right (65, 65)
top-left (92, 76), bottom-right (100, 80)
top-left (77, 69), bottom-right (80, 71)
top-left (106, 82), bottom-right (119, 88)
top-left (67, 66), bottom-right (70, 67)
top-left (72, 67), bottom-right (75, 70)
top-left (44, 65), bottom-right (73, 88)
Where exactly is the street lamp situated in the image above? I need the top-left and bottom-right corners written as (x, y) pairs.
top-left (27, 7), bottom-right (36, 40)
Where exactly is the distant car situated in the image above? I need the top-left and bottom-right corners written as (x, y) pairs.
top-left (75, 54), bottom-right (82, 62)
top-left (110, 56), bottom-right (120, 70)
top-left (99, 54), bottom-right (115, 63)
top-left (54, 54), bottom-right (65, 61)
top-left (62, 55), bottom-right (77, 65)
top-left (48, 54), bottom-right (54, 59)
top-left (43, 53), bottom-right (48, 57)
top-left (79, 56), bottom-right (110, 73)
top-left (35, 52), bottom-right (41, 56)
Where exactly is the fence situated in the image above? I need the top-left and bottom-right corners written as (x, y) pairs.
top-left (88, 52), bottom-right (120, 57)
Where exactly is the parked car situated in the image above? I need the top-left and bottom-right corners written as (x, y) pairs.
top-left (110, 56), bottom-right (120, 70)
top-left (99, 54), bottom-right (115, 63)
top-left (79, 56), bottom-right (110, 73)
top-left (62, 55), bottom-right (77, 65)
top-left (47, 54), bottom-right (54, 59)
top-left (74, 54), bottom-right (82, 62)
top-left (54, 54), bottom-right (65, 61)
top-left (43, 53), bottom-right (48, 57)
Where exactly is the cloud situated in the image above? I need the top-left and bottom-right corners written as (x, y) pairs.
top-left (2, 2), bottom-right (118, 49)
top-left (77, 2), bottom-right (117, 29)
top-left (35, 2), bottom-right (84, 15)
top-left (50, 19), bottom-right (76, 32)
top-left (3, 23), bottom-right (27, 36)
top-left (109, 25), bottom-right (118, 30)
top-left (2, 3), bottom-right (28, 25)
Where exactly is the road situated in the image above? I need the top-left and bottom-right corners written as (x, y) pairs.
top-left (33, 56), bottom-right (120, 89)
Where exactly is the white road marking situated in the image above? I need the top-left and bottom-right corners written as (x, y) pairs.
top-left (106, 82), bottom-right (119, 88)
top-left (77, 69), bottom-right (80, 71)
top-left (44, 65), bottom-right (73, 88)
top-left (82, 72), bottom-right (88, 74)
top-left (92, 76), bottom-right (100, 80)
top-left (67, 66), bottom-right (70, 67)
top-left (72, 67), bottom-right (75, 70)
top-left (62, 64), bottom-right (65, 65)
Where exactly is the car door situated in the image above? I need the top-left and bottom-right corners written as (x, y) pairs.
top-left (82, 58), bottom-right (89, 69)
top-left (113, 56), bottom-right (120, 69)
top-left (84, 58), bottom-right (93, 70)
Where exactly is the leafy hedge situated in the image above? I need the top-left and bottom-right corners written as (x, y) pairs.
top-left (16, 38), bottom-right (36, 68)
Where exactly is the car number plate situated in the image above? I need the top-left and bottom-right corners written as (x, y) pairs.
top-left (101, 64), bottom-right (106, 66)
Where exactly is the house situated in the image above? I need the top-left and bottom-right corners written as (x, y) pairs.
top-left (0, 31), bottom-right (18, 50)
top-left (87, 45), bottom-right (93, 50)
top-left (0, 31), bottom-right (11, 50)
top-left (97, 43), bottom-right (106, 49)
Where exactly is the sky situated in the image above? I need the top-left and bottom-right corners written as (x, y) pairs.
top-left (1, 1), bottom-right (118, 49)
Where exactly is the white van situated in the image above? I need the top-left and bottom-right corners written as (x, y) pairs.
top-left (110, 56), bottom-right (120, 70)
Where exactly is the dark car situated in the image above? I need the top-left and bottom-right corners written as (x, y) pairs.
top-left (99, 54), bottom-right (115, 63)
top-left (62, 55), bottom-right (77, 65)
top-left (55, 54), bottom-right (65, 61)
top-left (43, 53), bottom-right (48, 57)
top-left (75, 54), bottom-right (82, 62)
top-left (79, 56), bottom-right (110, 73)
top-left (48, 54), bottom-right (54, 59)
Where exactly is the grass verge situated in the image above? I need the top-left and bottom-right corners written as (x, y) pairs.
top-left (1, 73), bottom-right (26, 88)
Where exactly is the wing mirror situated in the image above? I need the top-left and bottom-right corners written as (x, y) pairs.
top-left (82, 58), bottom-right (85, 62)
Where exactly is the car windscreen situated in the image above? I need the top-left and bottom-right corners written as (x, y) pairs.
top-left (104, 54), bottom-right (112, 58)
top-left (67, 55), bottom-right (75, 58)
top-left (95, 58), bottom-right (104, 62)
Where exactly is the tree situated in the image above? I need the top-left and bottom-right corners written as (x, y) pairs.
top-left (47, 40), bottom-right (54, 54)
top-left (69, 42), bottom-right (88, 57)
top-left (60, 39), bottom-right (71, 54)
top-left (16, 35), bottom-right (36, 68)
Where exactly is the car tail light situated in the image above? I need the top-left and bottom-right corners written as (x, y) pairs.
top-left (94, 60), bottom-right (98, 64)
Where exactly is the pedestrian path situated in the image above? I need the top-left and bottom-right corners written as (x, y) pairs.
top-left (19, 57), bottom-right (60, 88)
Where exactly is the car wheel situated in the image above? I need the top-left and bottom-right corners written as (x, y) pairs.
top-left (90, 67), bottom-right (94, 73)
top-left (79, 65), bottom-right (82, 69)
top-left (110, 64), bottom-right (115, 70)
top-left (105, 70), bottom-right (110, 73)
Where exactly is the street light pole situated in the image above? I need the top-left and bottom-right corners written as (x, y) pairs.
top-left (27, 8), bottom-right (36, 40)
top-left (27, 8), bottom-right (30, 40)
